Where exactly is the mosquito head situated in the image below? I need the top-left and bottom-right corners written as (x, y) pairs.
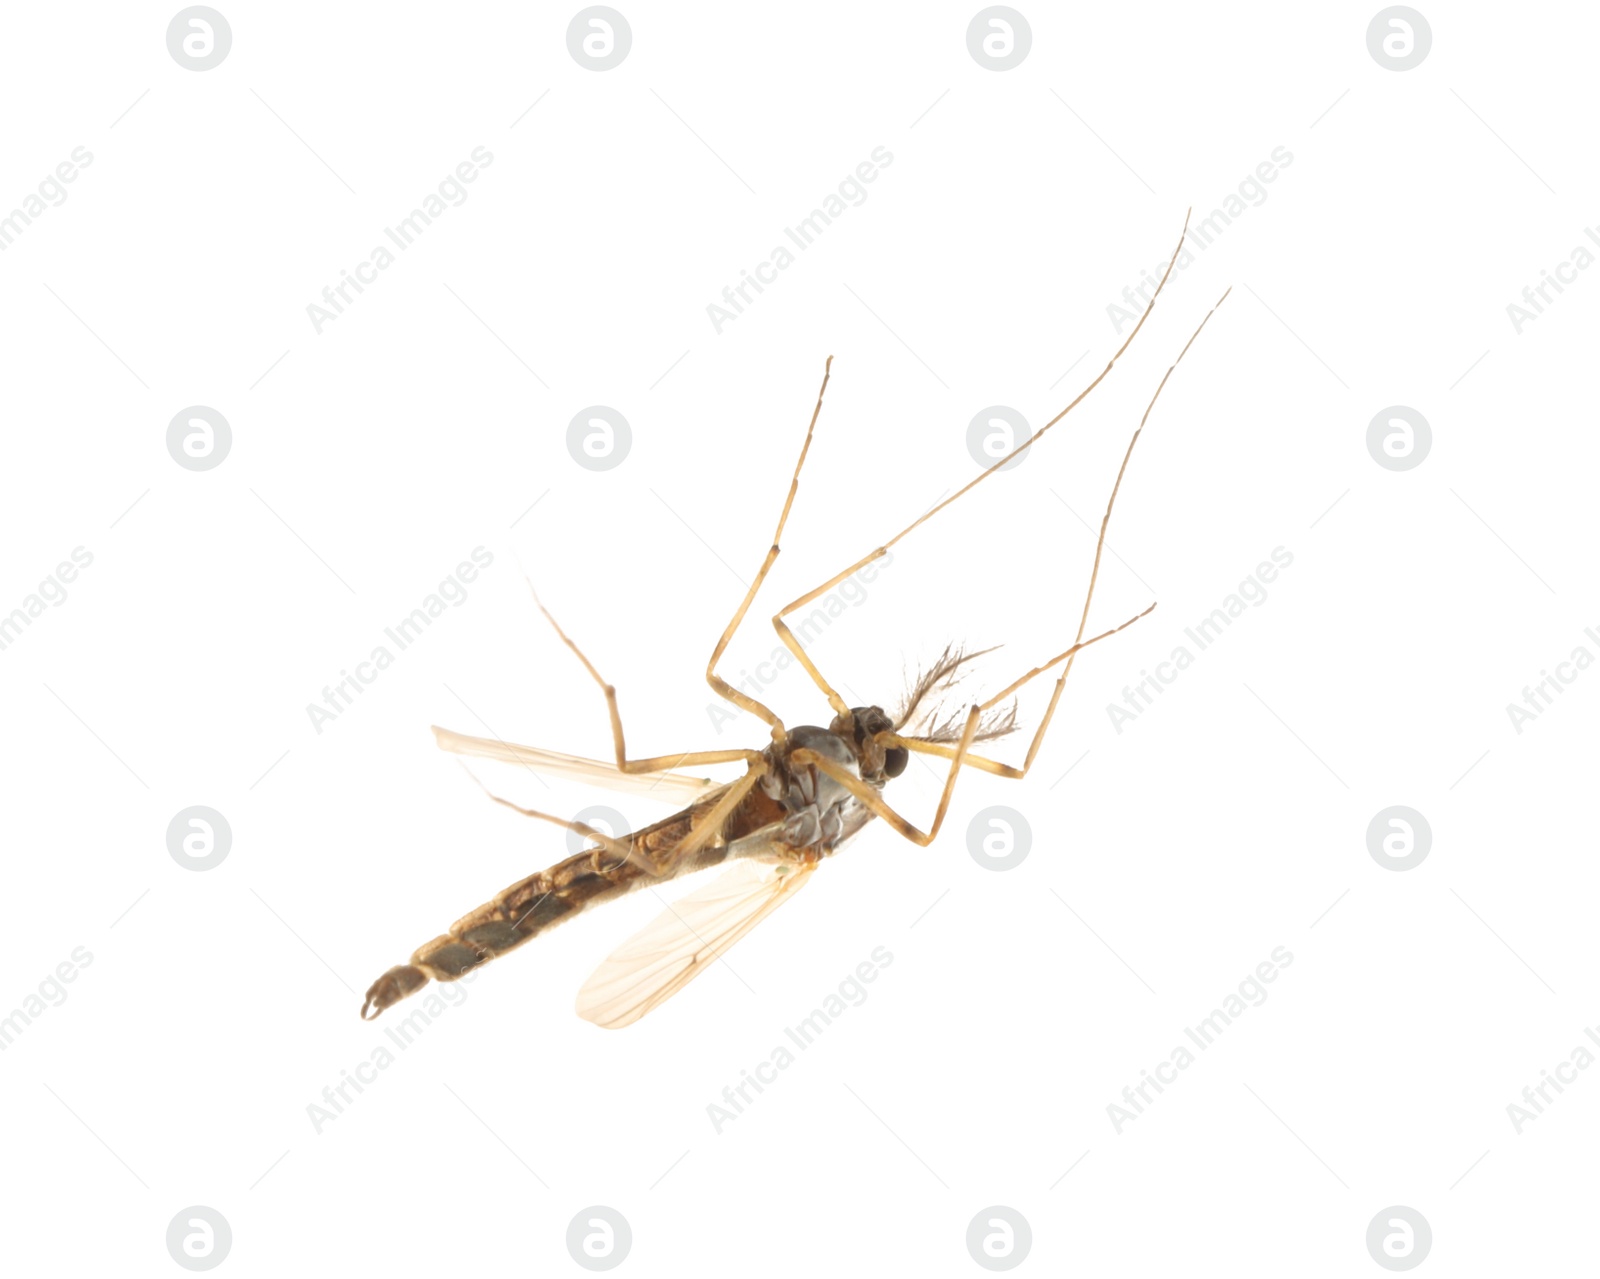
top-left (830, 705), bottom-right (908, 783)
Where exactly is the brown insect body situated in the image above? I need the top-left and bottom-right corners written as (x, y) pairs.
top-left (360, 721), bottom-right (884, 1020)
top-left (360, 214), bottom-right (1229, 1028)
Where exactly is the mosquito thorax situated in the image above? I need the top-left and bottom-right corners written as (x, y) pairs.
top-left (761, 725), bottom-right (855, 792)
top-left (830, 706), bottom-right (907, 783)
top-left (759, 725), bottom-right (860, 852)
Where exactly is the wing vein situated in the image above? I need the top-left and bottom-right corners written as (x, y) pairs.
top-left (577, 860), bottom-right (815, 1028)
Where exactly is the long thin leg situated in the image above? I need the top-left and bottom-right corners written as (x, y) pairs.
top-left (454, 760), bottom-right (649, 873)
top-left (772, 211), bottom-right (1195, 716)
top-left (461, 757), bottom-right (768, 876)
top-left (891, 286), bottom-right (1233, 780)
top-left (792, 704), bottom-right (982, 846)
top-left (892, 603), bottom-right (1156, 776)
top-left (704, 357), bottom-right (834, 745)
top-left (528, 582), bottom-right (767, 774)
top-left (661, 761), bottom-right (767, 863)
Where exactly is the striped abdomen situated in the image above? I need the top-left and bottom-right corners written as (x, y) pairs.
top-left (360, 784), bottom-right (787, 1019)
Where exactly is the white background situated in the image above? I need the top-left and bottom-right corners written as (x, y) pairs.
top-left (1, 2), bottom-right (1595, 1274)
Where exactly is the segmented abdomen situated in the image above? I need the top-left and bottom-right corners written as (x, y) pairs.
top-left (359, 794), bottom-right (778, 1019)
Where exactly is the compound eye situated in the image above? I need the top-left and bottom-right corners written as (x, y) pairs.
top-left (883, 747), bottom-right (908, 778)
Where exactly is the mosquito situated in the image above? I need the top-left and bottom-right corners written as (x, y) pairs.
top-left (361, 212), bottom-right (1229, 1029)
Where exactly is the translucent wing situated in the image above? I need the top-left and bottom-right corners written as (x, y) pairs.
top-left (432, 725), bottom-right (718, 805)
top-left (576, 857), bottom-right (816, 1029)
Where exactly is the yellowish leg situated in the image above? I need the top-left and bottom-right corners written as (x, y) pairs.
top-left (665, 762), bottom-right (767, 863)
top-left (462, 758), bottom-right (768, 877)
top-left (791, 704), bottom-right (982, 846)
top-left (528, 582), bottom-right (767, 775)
top-left (464, 777), bottom-right (644, 873)
top-left (771, 211), bottom-right (1196, 715)
top-left (704, 357), bottom-right (834, 744)
top-left (891, 285), bottom-right (1233, 780)
top-left (454, 755), bottom-right (633, 864)
top-left (890, 603), bottom-right (1156, 777)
